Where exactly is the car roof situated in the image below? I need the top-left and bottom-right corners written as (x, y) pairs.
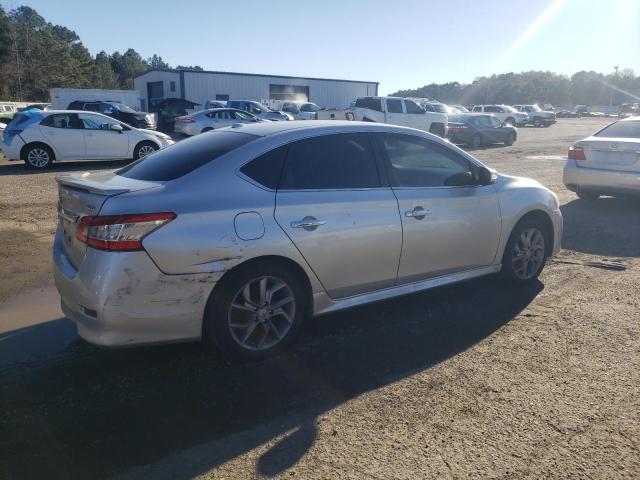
top-left (222, 120), bottom-right (434, 137)
top-left (620, 116), bottom-right (640, 122)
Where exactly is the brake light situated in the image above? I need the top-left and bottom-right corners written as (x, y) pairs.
top-left (76, 212), bottom-right (176, 251)
top-left (448, 125), bottom-right (468, 133)
top-left (568, 145), bottom-right (586, 161)
top-left (177, 116), bottom-right (194, 123)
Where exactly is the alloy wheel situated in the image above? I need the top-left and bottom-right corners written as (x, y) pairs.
top-left (227, 276), bottom-right (296, 351)
top-left (138, 145), bottom-right (156, 158)
top-left (27, 148), bottom-right (50, 168)
top-left (511, 227), bottom-right (545, 280)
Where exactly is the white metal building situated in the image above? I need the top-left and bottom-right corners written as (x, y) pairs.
top-left (133, 68), bottom-right (378, 112)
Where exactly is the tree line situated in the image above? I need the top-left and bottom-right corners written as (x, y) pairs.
top-left (392, 69), bottom-right (640, 108)
top-left (0, 5), bottom-right (203, 101)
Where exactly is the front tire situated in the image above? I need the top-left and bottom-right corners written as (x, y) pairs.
top-left (533, 117), bottom-right (543, 127)
top-left (469, 134), bottom-right (482, 148)
top-left (133, 141), bottom-right (158, 160)
top-left (24, 144), bottom-right (54, 169)
top-left (504, 132), bottom-right (516, 146)
top-left (501, 218), bottom-right (548, 285)
top-left (203, 261), bottom-right (307, 360)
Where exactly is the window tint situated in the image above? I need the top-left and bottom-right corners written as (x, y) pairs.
top-left (489, 116), bottom-right (502, 127)
top-left (41, 113), bottom-right (83, 129)
top-left (280, 134), bottom-right (380, 190)
top-left (595, 121), bottom-right (640, 138)
top-left (211, 110), bottom-right (232, 119)
top-left (240, 145), bottom-right (287, 189)
top-left (378, 134), bottom-right (472, 187)
top-left (300, 103), bottom-right (320, 112)
top-left (404, 100), bottom-right (424, 114)
top-left (472, 106), bottom-right (482, 112)
top-left (84, 103), bottom-right (100, 112)
top-left (282, 103), bottom-right (299, 114)
top-left (386, 99), bottom-right (403, 113)
top-left (118, 131), bottom-right (258, 181)
top-left (354, 97), bottom-right (383, 112)
top-left (233, 110), bottom-right (254, 120)
top-left (472, 116), bottom-right (492, 127)
top-left (484, 106), bottom-right (499, 113)
top-left (79, 113), bottom-right (114, 130)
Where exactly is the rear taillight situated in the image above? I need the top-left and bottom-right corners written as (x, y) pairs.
top-left (177, 116), bottom-right (194, 123)
top-left (76, 212), bottom-right (176, 251)
top-left (448, 125), bottom-right (468, 133)
top-left (568, 145), bottom-right (586, 161)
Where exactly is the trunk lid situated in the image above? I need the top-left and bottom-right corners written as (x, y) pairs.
top-left (56, 171), bottom-right (161, 268)
top-left (576, 136), bottom-right (640, 173)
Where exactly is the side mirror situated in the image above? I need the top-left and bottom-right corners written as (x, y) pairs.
top-left (444, 171), bottom-right (475, 187)
top-left (477, 166), bottom-right (495, 185)
top-left (110, 124), bottom-right (124, 133)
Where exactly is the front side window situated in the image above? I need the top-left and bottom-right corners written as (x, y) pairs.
top-left (378, 134), bottom-right (473, 188)
top-left (84, 103), bottom-right (100, 112)
top-left (404, 100), bottom-right (425, 114)
top-left (472, 116), bottom-right (492, 128)
top-left (282, 103), bottom-right (300, 114)
top-left (280, 133), bottom-right (380, 190)
top-left (79, 113), bottom-right (115, 130)
top-left (484, 106), bottom-right (498, 113)
top-left (41, 113), bottom-right (83, 129)
top-left (386, 99), bottom-right (404, 113)
top-left (472, 106), bottom-right (482, 112)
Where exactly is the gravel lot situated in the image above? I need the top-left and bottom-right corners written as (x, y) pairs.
top-left (1, 118), bottom-right (639, 479)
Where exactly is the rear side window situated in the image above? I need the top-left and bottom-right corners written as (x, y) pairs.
top-left (118, 131), bottom-right (258, 181)
top-left (354, 97), bottom-right (382, 112)
top-left (386, 99), bottom-right (403, 113)
top-left (280, 133), bottom-right (380, 190)
top-left (595, 121), bottom-right (640, 138)
top-left (240, 145), bottom-right (287, 189)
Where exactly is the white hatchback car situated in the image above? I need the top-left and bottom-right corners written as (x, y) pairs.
top-left (1, 110), bottom-right (174, 169)
top-left (564, 116), bottom-right (640, 199)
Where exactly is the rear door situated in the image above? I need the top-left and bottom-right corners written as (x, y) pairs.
top-left (274, 133), bottom-right (402, 298)
top-left (39, 113), bottom-right (86, 159)
top-left (375, 132), bottom-right (501, 283)
top-left (79, 113), bottom-right (130, 159)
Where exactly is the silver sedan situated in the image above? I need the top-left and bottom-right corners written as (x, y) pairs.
top-left (174, 108), bottom-right (261, 136)
top-left (53, 121), bottom-right (562, 359)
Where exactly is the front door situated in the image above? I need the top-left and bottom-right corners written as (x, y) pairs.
top-left (384, 98), bottom-right (406, 128)
top-left (274, 132), bottom-right (402, 298)
top-left (79, 113), bottom-right (130, 159)
top-left (375, 132), bottom-right (501, 283)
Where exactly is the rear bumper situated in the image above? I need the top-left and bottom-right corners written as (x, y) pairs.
top-left (53, 226), bottom-right (217, 347)
top-left (174, 123), bottom-right (199, 136)
top-left (1, 137), bottom-right (24, 160)
top-left (563, 160), bottom-right (640, 195)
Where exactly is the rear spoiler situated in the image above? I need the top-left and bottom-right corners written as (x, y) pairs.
top-left (56, 174), bottom-right (131, 196)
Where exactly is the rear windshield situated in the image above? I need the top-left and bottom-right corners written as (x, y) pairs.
top-left (117, 131), bottom-right (258, 181)
top-left (595, 121), bottom-right (640, 138)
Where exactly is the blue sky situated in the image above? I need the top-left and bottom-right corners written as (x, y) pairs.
top-left (2, 0), bottom-right (639, 94)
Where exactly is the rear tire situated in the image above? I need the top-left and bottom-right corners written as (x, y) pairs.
top-left (504, 117), bottom-right (515, 126)
top-left (24, 144), bottom-right (54, 169)
top-left (500, 218), bottom-right (548, 285)
top-left (469, 134), bottom-right (482, 148)
top-left (533, 118), bottom-right (543, 127)
top-left (504, 132), bottom-right (516, 146)
top-left (133, 141), bottom-right (158, 160)
top-left (203, 260), bottom-right (308, 360)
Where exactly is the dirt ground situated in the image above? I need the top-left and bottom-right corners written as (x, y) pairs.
top-left (1, 118), bottom-right (639, 479)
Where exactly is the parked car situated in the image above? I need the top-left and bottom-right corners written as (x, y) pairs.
top-left (157, 98), bottom-right (200, 133)
top-left (1, 110), bottom-right (173, 169)
top-left (447, 114), bottom-right (517, 147)
top-left (52, 120), bottom-right (562, 359)
top-left (512, 105), bottom-right (557, 127)
top-left (353, 96), bottom-right (448, 136)
top-left (19, 103), bottom-right (51, 111)
top-left (205, 100), bottom-right (227, 110)
top-left (0, 104), bottom-right (17, 113)
top-left (174, 108), bottom-right (261, 136)
top-left (420, 101), bottom-right (449, 114)
top-left (556, 110), bottom-right (580, 118)
top-left (471, 105), bottom-right (528, 127)
top-left (226, 100), bottom-right (292, 121)
top-left (563, 116), bottom-right (640, 200)
top-left (277, 101), bottom-right (322, 120)
top-left (451, 105), bottom-right (469, 113)
top-left (67, 101), bottom-right (156, 130)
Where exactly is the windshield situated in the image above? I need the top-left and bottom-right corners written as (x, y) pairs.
top-left (109, 103), bottom-right (137, 113)
top-left (504, 106), bottom-right (518, 113)
top-left (594, 121), bottom-right (640, 138)
top-left (300, 103), bottom-right (321, 112)
top-left (427, 103), bottom-right (447, 113)
top-left (528, 105), bottom-right (542, 112)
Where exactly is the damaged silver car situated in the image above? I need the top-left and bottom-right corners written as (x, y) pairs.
top-left (54, 121), bottom-right (562, 358)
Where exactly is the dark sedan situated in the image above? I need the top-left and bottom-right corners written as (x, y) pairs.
top-left (447, 114), bottom-right (517, 147)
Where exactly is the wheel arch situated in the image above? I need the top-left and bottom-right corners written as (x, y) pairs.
top-left (20, 141), bottom-right (56, 162)
top-left (510, 209), bottom-right (555, 256)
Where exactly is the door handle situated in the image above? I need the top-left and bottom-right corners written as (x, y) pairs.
top-left (405, 207), bottom-right (431, 220)
top-left (291, 216), bottom-right (326, 231)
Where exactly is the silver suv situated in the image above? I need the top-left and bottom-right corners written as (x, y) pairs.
top-left (53, 121), bottom-right (562, 358)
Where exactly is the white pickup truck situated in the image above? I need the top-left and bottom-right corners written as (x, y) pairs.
top-left (353, 96), bottom-right (448, 137)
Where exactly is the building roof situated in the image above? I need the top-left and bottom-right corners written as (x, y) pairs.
top-left (134, 68), bottom-right (379, 85)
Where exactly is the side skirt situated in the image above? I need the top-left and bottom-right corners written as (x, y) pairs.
top-left (312, 265), bottom-right (502, 316)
